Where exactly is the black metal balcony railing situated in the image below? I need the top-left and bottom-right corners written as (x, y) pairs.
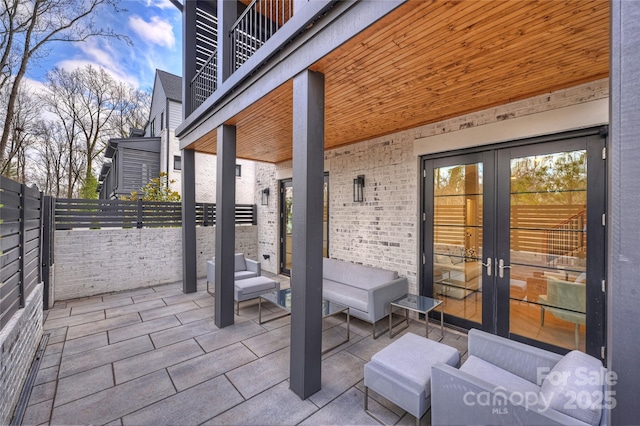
top-left (190, 50), bottom-right (217, 113)
top-left (231, 0), bottom-right (293, 71)
top-left (188, 0), bottom-right (294, 113)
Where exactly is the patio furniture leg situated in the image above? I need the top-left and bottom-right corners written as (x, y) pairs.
top-left (364, 385), bottom-right (389, 426)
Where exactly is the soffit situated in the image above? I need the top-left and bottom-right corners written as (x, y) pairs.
top-left (192, 0), bottom-right (609, 163)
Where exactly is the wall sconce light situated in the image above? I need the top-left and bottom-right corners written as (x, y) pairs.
top-left (353, 175), bottom-right (365, 203)
top-left (261, 188), bottom-right (270, 205)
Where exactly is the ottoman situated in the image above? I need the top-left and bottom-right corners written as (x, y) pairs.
top-left (234, 276), bottom-right (280, 314)
top-left (364, 332), bottom-right (460, 426)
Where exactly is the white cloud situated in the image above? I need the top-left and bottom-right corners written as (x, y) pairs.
top-left (129, 15), bottom-right (175, 48)
top-left (21, 77), bottom-right (47, 94)
top-left (146, 0), bottom-right (176, 10)
top-left (52, 39), bottom-right (140, 88)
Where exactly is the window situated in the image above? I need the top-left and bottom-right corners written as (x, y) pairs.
top-left (150, 119), bottom-right (155, 137)
top-left (235, 164), bottom-right (241, 177)
top-left (160, 112), bottom-right (164, 130)
top-left (174, 155), bottom-right (181, 171)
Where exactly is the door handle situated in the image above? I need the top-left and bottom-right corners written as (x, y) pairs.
top-left (498, 258), bottom-right (511, 278)
top-left (481, 258), bottom-right (492, 276)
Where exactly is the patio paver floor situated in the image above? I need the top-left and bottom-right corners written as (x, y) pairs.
top-left (22, 277), bottom-right (469, 425)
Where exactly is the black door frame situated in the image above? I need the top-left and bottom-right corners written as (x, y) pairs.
top-left (280, 173), bottom-right (330, 276)
top-left (420, 127), bottom-right (607, 358)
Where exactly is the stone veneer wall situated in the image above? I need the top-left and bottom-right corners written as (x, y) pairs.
top-left (53, 226), bottom-right (258, 301)
top-left (255, 79), bottom-right (609, 294)
top-left (0, 284), bottom-right (43, 425)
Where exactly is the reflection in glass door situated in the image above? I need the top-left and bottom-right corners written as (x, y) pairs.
top-left (499, 144), bottom-right (597, 352)
top-left (424, 130), bottom-right (605, 356)
top-left (280, 175), bottom-right (329, 275)
top-left (431, 161), bottom-right (484, 326)
top-left (281, 180), bottom-right (293, 274)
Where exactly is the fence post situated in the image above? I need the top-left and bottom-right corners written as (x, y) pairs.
top-left (137, 199), bottom-right (143, 229)
top-left (204, 203), bottom-right (209, 227)
top-left (42, 196), bottom-right (53, 310)
top-left (18, 183), bottom-right (25, 308)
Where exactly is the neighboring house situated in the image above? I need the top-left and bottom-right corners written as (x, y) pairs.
top-left (174, 0), bottom-right (639, 416)
top-left (99, 69), bottom-right (255, 202)
top-left (98, 130), bottom-right (160, 199)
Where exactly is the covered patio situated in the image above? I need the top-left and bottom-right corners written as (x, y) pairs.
top-left (20, 278), bottom-right (468, 425)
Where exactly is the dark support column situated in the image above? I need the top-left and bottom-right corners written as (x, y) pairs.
top-left (217, 0), bottom-right (236, 87)
top-left (214, 125), bottom-right (237, 328)
top-left (181, 149), bottom-right (197, 294)
top-left (182, 0), bottom-right (197, 118)
top-left (290, 70), bottom-right (325, 399)
top-left (608, 1), bottom-right (640, 423)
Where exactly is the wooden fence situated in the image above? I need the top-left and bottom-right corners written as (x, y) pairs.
top-left (54, 199), bottom-right (257, 230)
top-left (0, 177), bottom-right (45, 332)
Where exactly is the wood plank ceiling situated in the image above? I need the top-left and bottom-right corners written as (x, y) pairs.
top-left (191, 0), bottom-right (609, 163)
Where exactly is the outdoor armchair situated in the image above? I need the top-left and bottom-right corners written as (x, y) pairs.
top-left (431, 329), bottom-right (608, 426)
top-left (206, 253), bottom-right (261, 293)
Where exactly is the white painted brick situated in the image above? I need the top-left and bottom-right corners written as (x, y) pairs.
top-left (0, 285), bottom-right (43, 425)
top-left (53, 226), bottom-right (258, 300)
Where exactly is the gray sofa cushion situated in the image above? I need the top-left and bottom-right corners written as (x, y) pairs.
top-left (323, 279), bottom-right (368, 313)
top-left (323, 258), bottom-right (397, 290)
top-left (234, 253), bottom-right (247, 272)
top-left (235, 270), bottom-right (258, 280)
top-left (540, 350), bottom-right (604, 426)
top-left (460, 355), bottom-right (540, 395)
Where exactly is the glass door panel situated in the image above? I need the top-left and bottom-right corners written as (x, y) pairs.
top-left (432, 163), bottom-right (483, 325)
top-left (280, 175), bottom-right (329, 276)
top-left (508, 150), bottom-right (587, 351)
top-left (281, 181), bottom-right (293, 274)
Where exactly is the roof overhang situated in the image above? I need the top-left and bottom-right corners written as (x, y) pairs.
top-left (182, 0), bottom-right (610, 164)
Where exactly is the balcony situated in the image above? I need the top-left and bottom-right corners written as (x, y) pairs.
top-left (20, 277), bottom-right (468, 425)
top-left (188, 0), bottom-right (296, 115)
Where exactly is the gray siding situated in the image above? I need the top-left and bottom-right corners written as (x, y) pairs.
top-left (147, 73), bottom-right (167, 137)
top-left (120, 148), bottom-right (160, 194)
top-left (168, 100), bottom-right (182, 131)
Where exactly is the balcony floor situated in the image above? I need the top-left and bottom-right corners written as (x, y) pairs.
top-left (23, 276), bottom-right (468, 425)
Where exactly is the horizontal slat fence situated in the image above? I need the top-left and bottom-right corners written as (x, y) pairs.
top-left (0, 176), bottom-right (43, 332)
top-left (434, 203), bottom-right (586, 255)
top-left (55, 199), bottom-right (257, 229)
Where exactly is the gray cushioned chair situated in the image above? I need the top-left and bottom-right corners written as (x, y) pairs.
top-left (206, 253), bottom-right (261, 294)
top-left (431, 329), bottom-right (608, 426)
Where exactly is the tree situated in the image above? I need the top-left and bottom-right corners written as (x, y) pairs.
top-left (41, 65), bottom-right (149, 197)
top-left (0, 0), bottom-right (128, 166)
top-left (121, 173), bottom-right (181, 202)
top-left (0, 82), bottom-right (40, 179)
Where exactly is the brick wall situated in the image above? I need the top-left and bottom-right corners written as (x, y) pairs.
top-left (53, 226), bottom-right (258, 301)
top-left (256, 79), bottom-right (609, 294)
top-left (255, 162), bottom-right (278, 273)
top-left (0, 284), bottom-right (43, 425)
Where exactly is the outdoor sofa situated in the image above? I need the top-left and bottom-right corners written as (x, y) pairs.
top-left (431, 328), bottom-right (608, 426)
top-left (322, 258), bottom-right (408, 338)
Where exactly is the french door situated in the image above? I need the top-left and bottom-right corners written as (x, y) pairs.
top-left (280, 175), bottom-right (329, 275)
top-left (422, 128), bottom-right (606, 357)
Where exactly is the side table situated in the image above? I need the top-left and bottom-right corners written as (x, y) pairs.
top-left (388, 293), bottom-right (444, 338)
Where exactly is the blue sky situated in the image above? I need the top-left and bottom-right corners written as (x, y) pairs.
top-left (27, 0), bottom-right (183, 92)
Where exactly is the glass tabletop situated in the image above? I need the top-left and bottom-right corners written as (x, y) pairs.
top-left (261, 288), bottom-right (347, 316)
top-left (391, 293), bottom-right (443, 313)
